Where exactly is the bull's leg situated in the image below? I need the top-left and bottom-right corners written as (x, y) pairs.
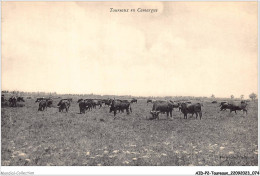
top-left (170, 110), bottom-right (172, 117)
top-left (126, 108), bottom-right (130, 115)
top-left (235, 110), bottom-right (237, 114)
top-left (199, 112), bottom-right (202, 120)
top-left (195, 112), bottom-right (198, 119)
top-left (114, 110), bottom-right (116, 117)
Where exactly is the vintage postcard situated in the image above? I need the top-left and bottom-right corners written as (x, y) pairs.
top-left (1, 1), bottom-right (258, 175)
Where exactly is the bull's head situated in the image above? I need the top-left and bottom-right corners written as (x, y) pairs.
top-left (150, 110), bottom-right (160, 119)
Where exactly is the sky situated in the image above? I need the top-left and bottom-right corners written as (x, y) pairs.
top-left (2, 2), bottom-right (258, 98)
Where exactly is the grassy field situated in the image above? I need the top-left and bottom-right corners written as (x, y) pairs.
top-left (1, 97), bottom-right (258, 166)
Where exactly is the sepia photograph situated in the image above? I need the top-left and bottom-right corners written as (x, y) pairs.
top-left (1, 1), bottom-right (258, 174)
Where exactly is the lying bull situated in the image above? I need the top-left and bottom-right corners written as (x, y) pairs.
top-left (150, 101), bottom-right (174, 120)
top-left (110, 100), bottom-right (132, 117)
top-left (180, 103), bottom-right (202, 119)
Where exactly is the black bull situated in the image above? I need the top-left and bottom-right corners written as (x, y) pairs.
top-left (38, 100), bottom-right (47, 111)
top-left (57, 100), bottom-right (70, 112)
top-left (38, 99), bottom-right (53, 111)
top-left (78, 100), bottom-right (93, 114)
top-left (180, 103), bottom-right (202, 119)
top-left (110, 100), bottom-right (132, 117)
top-left (220, 102), bottom-right (248, 114)
top-left (150, 101), bottom-right (174, 120)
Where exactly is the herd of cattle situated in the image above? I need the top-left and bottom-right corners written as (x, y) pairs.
top-left (1, 95), bottom-right (249, 120)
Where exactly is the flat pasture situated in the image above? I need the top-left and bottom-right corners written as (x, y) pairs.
top-left (1, 99), bottom-right (258, 166)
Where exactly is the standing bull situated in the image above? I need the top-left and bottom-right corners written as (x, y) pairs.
top-left (228, 101), bottom-right (248, 114)
top-left (78, 99), bottom-right (92, 114)
top-left (9, 97), bottom-right (17, 107)
top-left (110, 100), bottom-right (132, 118)
top-left (38, 100), bottom-right (47, 111)
top-left (180, 103), bottom-right (202, 120)
top-left (57, 99), bottom-right (71, 112)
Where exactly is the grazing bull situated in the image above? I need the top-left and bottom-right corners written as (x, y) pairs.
top-left (180, 103), bottom-right (202, 119)
top-left (38, 100), bottom-right (47, 111)
top-left (228, 102), bottom-right (248, 114)
top-left (131, 98), bottom-right (137, 103)
top-left (212, 101), bottom-right (217, 104)
top-left (9, 97), bottom-right (17, 107)
top-left (150, 101), bottom-right (174, 120)
top-left (110, 100), bottom-right (132, 118)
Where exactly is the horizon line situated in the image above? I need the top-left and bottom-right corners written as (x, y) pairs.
top-left (1, 89), bottom-right (256, 100)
